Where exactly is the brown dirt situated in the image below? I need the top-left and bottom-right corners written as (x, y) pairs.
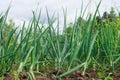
top-left (113, 72), bottom-right (120, 80)
top-left (4, 73), bottom-right (15, 80)
top-left (3, 70), bottom-right (120, 80)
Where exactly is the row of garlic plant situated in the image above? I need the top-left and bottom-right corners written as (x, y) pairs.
top-left (1, 0), bottom-right (120, 79)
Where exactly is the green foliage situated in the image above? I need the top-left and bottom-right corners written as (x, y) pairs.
top-left (98, 71), bottom-right (106, 79)
top-left (92, 7), bottom-right (120, 71)
top-left (1, 1), bottom-right (120, 80)
top-left (98, 72), bottom-right (113, 80)
top-left (0, 8), bottom-right (19, 76)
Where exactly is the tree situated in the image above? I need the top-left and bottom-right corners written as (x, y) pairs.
top-left (77, 16), bottom-right (86, 26)
top-left (108, 7), bottom-right (116, 22)
top-left (0, 18), bottom-right (16, 46)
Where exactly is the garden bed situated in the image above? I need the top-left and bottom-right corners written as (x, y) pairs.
top-left (3, 70), bottom-right (120, 80)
